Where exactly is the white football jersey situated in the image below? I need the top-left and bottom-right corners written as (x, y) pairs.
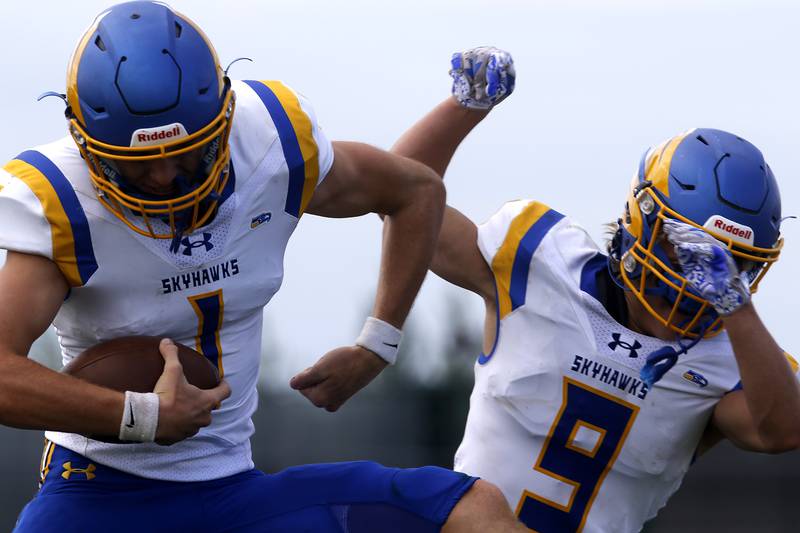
top-left (454, 199), bottom-right (798, 532)
top-left (0, 80), bottom-right (333, 481)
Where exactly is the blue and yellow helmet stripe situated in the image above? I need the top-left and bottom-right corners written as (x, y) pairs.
top-left (65, 9), bottom-right (109, 128)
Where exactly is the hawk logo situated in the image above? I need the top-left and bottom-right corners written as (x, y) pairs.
top-left (683, 370), bottom-right (709, 388)
top-left (608, 333), bottom-right (642, 358)
top-left (61, 462), bottom-right (96, 481)
top-left (250, 212), bottom-right (272, 229)
top-left (180, 232), bottom-right (214, 256)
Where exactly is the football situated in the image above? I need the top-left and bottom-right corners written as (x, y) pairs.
top-left (63, 336), bottom-right (220, 393)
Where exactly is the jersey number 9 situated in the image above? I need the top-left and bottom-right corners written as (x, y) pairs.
top-left (516, 377), bottom-right (639, 532)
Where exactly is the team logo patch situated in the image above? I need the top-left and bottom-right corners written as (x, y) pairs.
top-left (682, 369), bottom-right (709, 388)
top-left (251, 212), bottom-right (272, 229)
top-left (608, 333), bottom-right (642, 358)
top-left (61, 461), bottom-right (96, 481)
top-left (180, 232), bottom-right (214, 256)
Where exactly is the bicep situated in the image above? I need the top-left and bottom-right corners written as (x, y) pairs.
top-left (306, 141), bottom-right (440, 218)
top-left (0, 252), bottom-right (68, 356)
top-left (432, 206), bottom-right (495, 301)
top-left (307, 142), bottom-right (416, 218)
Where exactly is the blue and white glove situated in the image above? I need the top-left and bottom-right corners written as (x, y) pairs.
top-left (450, 47), bottom-right (515, 110)
top-left (662, 218), bottom-right (751, 316)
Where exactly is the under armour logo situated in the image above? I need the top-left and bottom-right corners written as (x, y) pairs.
top-left (608, 333), bottom-right (642, 358)
top-left (61, 461), bottom-right (96, 481)
top-left (180, 232), bottom-right (214, 256)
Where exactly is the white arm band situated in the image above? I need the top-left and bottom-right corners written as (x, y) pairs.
top-left (355, 316), bottom-right (403, 365)
top-left (118, 391), bottom-right (160, 443)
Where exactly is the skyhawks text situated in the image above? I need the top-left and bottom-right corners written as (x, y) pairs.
top-left (160, 259), bottom-right (240, 294)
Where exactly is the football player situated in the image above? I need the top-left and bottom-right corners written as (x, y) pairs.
top-left (389, 47), bottom-right (800, 532)
top-left (1, 4), bottom-right (526, 532)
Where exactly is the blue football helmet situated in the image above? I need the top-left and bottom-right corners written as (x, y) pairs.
top-left (66, 1), bottom-right (235, 240)
top-left (610, 128), bottom-right (783, 338)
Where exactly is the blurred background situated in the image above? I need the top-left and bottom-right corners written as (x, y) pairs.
top-left (1, 0), bottom-right (799, 530)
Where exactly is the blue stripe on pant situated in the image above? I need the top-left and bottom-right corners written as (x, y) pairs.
top-left (15, 445), bottom-right (476, 533)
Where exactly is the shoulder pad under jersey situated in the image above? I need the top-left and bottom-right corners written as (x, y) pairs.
top-left (0, 148), bottom-right (97, 287)
top-left (477, 199), bottom-right (566, 318)
top-left (231, 79), bottom-right (334, 218)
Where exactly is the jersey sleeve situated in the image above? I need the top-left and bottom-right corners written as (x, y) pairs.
top-left (0, 152), bottom-right (97, 287)
top-left (294, 89), bottom-right (334, 185)
top-left (476, 199), bottom-right (566, 319)
top-left (238, 79), bottom-right (333, 218)
top-left (787, 352), bottom-right (800, 377)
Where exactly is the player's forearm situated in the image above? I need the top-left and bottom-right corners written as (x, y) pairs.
top-left (723, 303), bottom-right (800, 451)
top-left (372, 172), bottom-right (446, 327)
top-left (391, 98), bottom-right (489, 177)
top-left (0, 352), bottom-right (123, 437)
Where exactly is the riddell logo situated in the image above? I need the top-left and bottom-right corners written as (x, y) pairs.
top-left (130, 123), bottom-right (189, 147)
top-left (703, 215), bottom-right (754, 246)
top-left (714, 220), bottom-right (752, 239)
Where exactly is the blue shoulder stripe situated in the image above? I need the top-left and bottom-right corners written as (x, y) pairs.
top-left (15, 150), bottom-right (98, 286)
top-left (242, 80), bottom-right (307, 217)
top-left (508, 209), bottom-right (565, 311)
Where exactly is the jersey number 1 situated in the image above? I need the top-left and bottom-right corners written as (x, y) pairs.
top-left (516, 377), bottom-right (639, 532)
top-left (188, 289), bottom-right (225, 377)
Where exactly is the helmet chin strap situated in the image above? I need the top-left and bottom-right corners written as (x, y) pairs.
top-left (639, 320), bottom-right (710, 388)
top-left (623, 270), bottom-right (716, 388)
top-left (167, 174), bottom-right (195, 254)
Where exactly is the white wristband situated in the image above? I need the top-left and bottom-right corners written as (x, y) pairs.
top-left (119, 391), bottom-right (159, 443)
top-left (355, 316), bottom-right (403, 365)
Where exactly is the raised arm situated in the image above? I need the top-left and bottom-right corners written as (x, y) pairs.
top-left (662, 220), bottom-right (800, 454)
top-left (390, 47), bottom-right (516, 300)
top-left (393, 47), bottom-right (514, 178)
top-left (392, 98), bottom-right (489, 178)
top-left (710, 305), bottom-right (800, 453)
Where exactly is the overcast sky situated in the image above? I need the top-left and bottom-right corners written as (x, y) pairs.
top-left (1, 0), bottom-right (798, 386)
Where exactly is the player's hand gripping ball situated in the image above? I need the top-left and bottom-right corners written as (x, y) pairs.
top-left (662, 218), bottom-right (751, 316)
top-left (450, 46), bottom-right (515, 110)
top-left (63, 336), bottom-right (220, 442)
